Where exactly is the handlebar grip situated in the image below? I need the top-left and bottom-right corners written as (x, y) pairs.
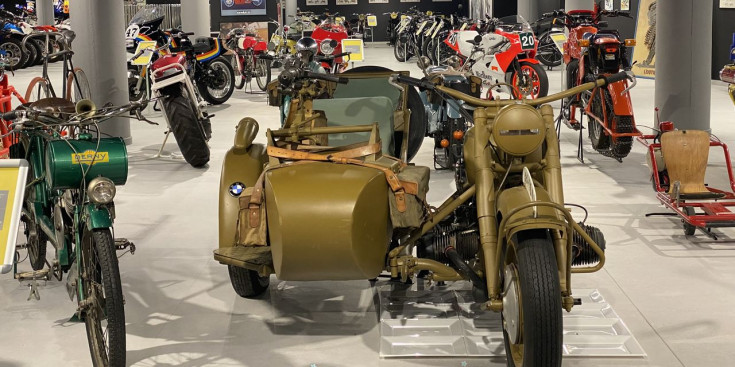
top-left (0, 110), bottom-right (17, 121)
top-left (395, 75), bottom-right (434, 91)
top-left (333, 52), bottom-right (351, 58)
top-left (603, 71), bottom-right (629, 85)
top-left (181, 32), bottom-right (196, 36)
top-left (305, 71), bottom-right (348, 84)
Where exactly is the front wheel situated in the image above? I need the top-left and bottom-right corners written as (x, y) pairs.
top-left (255, 57), bottom-right (271, 91)
top-left (197, 56), bottom-right (235, 105)
top-left (231, 54), bottom-right (245, 90)
top-left (510, 61), bottom-right (548, 99)
top-left (0, 37), bottom-right (29, 70)
top-left (502, 230), bottom-right (562, 367)
top-left (82, 228), bottom-right (126, 367)
top-left (394, 38), bottom-right (413, 62)
top-left (161, 87), bottom-right (210, 167)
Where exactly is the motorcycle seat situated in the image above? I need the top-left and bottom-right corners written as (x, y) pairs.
top-left (313, 96), bottom-right (395, 156)
top-left (193, 37), bottom-right (215, 53)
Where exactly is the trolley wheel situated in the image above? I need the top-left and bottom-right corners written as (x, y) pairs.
top-left (683, 206), bottom-right (696, 236)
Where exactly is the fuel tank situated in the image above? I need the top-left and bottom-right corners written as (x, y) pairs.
top-left (45, 137), bottom-right (128, 190)
top-left (266, 162), bottom-right (391, 280)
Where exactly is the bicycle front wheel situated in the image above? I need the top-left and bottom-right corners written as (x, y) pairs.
top-left (66, 67), bottom-right (91, 103)
top-left (24, 77), bottom-right (51, 103)
top-left (82, 228), bottom-right (126, 367)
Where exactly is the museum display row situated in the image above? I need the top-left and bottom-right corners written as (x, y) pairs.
top-left (0, 0), bottom-right (733, 366)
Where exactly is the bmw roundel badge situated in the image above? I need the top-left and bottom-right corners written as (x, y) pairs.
top-left (224, 0), bottom-right (234, 7)
top-left (229, 182), bottom-right (245, 197)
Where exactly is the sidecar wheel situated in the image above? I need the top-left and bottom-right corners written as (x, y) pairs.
top-left (228, 265), bottom-right (269, 298)
top-left (502, 230), bottom-right (562, 367)
top-left (683, 207), bottom-right (696, 236)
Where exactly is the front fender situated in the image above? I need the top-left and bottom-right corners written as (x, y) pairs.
top-left (85, 204), bottom-right (112, 230)
top-left (517, 57), bottom-right (539, 65)
top-left (496, 186), bottom-right (566, 241)
top-left (219, 137), bottom-right (268, 249)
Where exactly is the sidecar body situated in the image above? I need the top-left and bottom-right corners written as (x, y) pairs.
top-left (216, 69), bottom-right (429, 281)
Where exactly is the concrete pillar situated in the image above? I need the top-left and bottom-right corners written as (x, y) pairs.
top-left (655, 0), bottom-right (712, 131)
top-left (564, 0), bottom-right (593, 10)
top-left (518, 0), bottom-right (537, 23)
top-left (36, 0), bottom-right (55, 26)
top-left (285, 0), bottom-right (297, 23)
top-left (181, 0), bottom-right (211, 38)
top-left (69, 0), bottom-right (130, 143)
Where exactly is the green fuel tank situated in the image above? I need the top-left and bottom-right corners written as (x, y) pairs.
top-left (45, 136), bottom-right (128, 190)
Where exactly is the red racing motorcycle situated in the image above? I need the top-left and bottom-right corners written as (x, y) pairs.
top-left (224, 26), bottom-right (273, 91)
top-left (311, 14), bottom-right (350, 73)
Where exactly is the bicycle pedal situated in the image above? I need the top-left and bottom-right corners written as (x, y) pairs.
top-left (115, 238), bottom-right (136, 255)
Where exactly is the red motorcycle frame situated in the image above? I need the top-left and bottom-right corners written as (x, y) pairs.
top-left (0, 71), bottom-right (27, 158)
top-left (561, 8), bottom-right (639, 161)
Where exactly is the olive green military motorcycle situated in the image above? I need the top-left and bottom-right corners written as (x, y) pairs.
top-left (216, 58), bottom-right (627, 365)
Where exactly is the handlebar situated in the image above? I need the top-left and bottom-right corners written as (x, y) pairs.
top-left (305, 71), bottom-right (347, 84)
top-left (393, 71), bottom-right (631, 108)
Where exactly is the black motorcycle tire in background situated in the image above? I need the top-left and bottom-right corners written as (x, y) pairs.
top-left (536, 31), bottom-right (562, 67)
top-left (82, 228), bottom-right (126, 367)
top-left (255, 57), bottom-right (271, 91)
top-left (0, 37), bottom-right (29, 70)
top-left (197, 56), bottom-right (235, 105)
top-left (231, 54), bottom-right (246, 90)
top-left (394, 38), bottom-right (413, 62)
top-left (162, 86), bottom-right (210, 167)
top-left (21, 165), bottom-right (48, 271)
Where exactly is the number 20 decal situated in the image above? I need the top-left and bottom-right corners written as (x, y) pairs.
top-left (520, 33), bottom-right (535, 48)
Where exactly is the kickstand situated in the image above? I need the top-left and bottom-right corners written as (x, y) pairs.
top-left (576, 109), bottom-right (585, 164)
top-left (27, 280), bottom-right (41, 301)
top-left (153, 99), bottom-right (161, 112)
top-left (153, 130), bottom-right (172, 158)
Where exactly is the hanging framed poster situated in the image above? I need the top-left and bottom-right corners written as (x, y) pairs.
top-left (336, 0), bottom-right (358, 4)
top-left (621, 0), bottom-right (630, 11)
top-left (369, 0), bottom-right (389, 3)
top-left (400, 0), bottom-right (420, 2)
top-left (221, 0), bottom-right (267, 16)
top-left (306, 0), bottom-right (328, 5)
top-left (0, 160), bottom-right (28, 274)
top-left (631, 0), bottom-right (656, 78)
top-left (604, 0), bottom-right (613, 11)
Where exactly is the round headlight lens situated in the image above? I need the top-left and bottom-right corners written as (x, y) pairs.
top-left (88, 177), bottom-right (116, 205)
top-left (320, 39), bottom-right (335, 55)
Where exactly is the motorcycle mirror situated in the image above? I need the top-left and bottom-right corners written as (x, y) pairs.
top-left (474, 35), bottom-right (482, 44)
top-left (330, 39), bottom-right (338, 48)
top-left (418, 56), bottom-right (431, 72)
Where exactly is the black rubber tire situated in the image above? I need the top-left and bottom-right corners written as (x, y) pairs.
top-left (83, 228), bottom-right (126, 367)
top-left (503, 230), bottom-right (562, 367)
top-left (161, 87), bottom-right (210, 167)
top-left (21, 161), bottom-right (48, 271)
top-left (394, 38), bottom-right (413, 62)
top-left (128, 75), bottom-right (145, 103)
top-left (228, 265), bottom-right (269, 298)
top-left (20, 38), bottom-right (38, 68)
top-left (197, 56), bottom-right (235, 105)
top-left (510, 61), bottom-right (549, 99)
top-left (0, 37), bottom-right (29, 70)
top-left (683, 207), bottom-right (696, 236)
top-left (536, 32), bottom-right (562, 67)
top-left (29, 39), bottom-right (43, 66)
top-left (232, 55), bottom-right (245, 90)
top-left (255, 57), bottom-right (271, 91)
top-left (588, 89), bottom-right (611, 151)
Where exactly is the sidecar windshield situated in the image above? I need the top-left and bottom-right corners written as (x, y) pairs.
top-left (496, 15), bottom-right (532, 33)
top-left (129, 7), bottom-right (165, 26)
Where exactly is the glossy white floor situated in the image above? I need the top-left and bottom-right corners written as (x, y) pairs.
top-left (2, 45), bottom-right (735, 367)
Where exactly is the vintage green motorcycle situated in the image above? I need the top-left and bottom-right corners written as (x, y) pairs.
top-left (3, 98), bottom-right (147, 367)
top-left (216, 58), bottom-right (627, 365)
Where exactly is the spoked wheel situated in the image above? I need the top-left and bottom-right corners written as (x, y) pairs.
top-left (255, 57), bottom-right (271, 91)
top-left (21, 186), bottom-right (48, 271)
top-left (81, 228), bottom-right (126, 367)
top-left (394, 38), bottom-right (413, 62)
top-left (502, 230), bottom-right (562, 367)
top-left (231, 54), bottom-right (245, 90)
top-left (198, 56), bottom-right (235, 105)
top-left (24, 77), bottom-right (51, 104)
top-left (510, 61), bottom-right (548, 99)
top-left (66, 67), bottom-right (91, 103)
top-left (536, 32), bottom-right (562, 68)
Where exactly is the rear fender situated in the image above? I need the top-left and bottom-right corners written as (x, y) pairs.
top-left (219, 119), bottom-right (268, 248)
top-left (606, 80), bottom-right (634, 116)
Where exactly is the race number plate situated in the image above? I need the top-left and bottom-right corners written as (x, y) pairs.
top-left (519, 32), bottom-right (535, 50)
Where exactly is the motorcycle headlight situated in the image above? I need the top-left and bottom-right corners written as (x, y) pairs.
top-left (320, 39), bottom-right (335, 55)
top-left (88, 177), bottom-right (116, 205)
